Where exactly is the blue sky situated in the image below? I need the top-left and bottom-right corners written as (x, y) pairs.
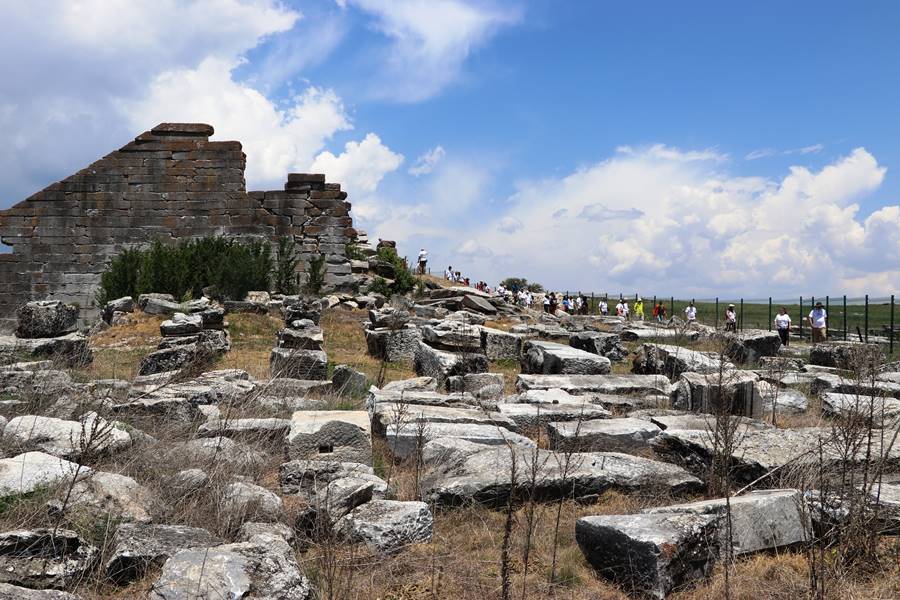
top-left (2, 1), bottom-right (899, 296)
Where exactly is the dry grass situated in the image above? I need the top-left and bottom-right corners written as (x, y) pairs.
top-left (489, 359), bottom-right (521, 395)
top-left (320, 309), bottom-right (416, 386)
top-left (91, 311), bottom-right (165, 350)
top-left (217, 312), bottom-right (283, 380)
top-left (672, 541), bottom-right (900, 600)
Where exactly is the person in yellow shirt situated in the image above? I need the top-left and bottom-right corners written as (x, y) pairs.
top-left (634, 297), bottom-right (645, 321)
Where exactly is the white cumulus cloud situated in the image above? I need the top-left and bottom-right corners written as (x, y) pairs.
top-left (341, 0), bottom-right (521, 101)
top-left (439, 146), bottom-right (897, 296)
top-left (409, 146), bottom-right (446, 176)
top-left (311, 133), bottom-right (404, 194)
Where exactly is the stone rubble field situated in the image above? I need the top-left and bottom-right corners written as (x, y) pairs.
top-left (0, 288), bottom-right (897, 599)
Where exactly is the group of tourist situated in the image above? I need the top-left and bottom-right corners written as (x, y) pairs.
top-left (443, 265), bottom-right (477, 289)
top-left (540, 292), bottom-right (591, 314)
top-left (439, 256), bottom-right (832, 345)
top-left (772, 301), bottom-right (828, 346)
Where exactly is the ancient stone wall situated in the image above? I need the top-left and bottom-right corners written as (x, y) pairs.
top-left (0, 123), bottom-right (356, 329)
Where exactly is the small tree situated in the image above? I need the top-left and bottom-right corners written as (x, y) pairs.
top-left (499, 277), bottom-right (544, 293)
top-left (273, 236), bottom-right (300, 295)
top-left (305, 254), bottom-right (326, 296)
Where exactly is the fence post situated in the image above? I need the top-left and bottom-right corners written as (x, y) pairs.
top-left (739, 298), bottom-right (744, 331)
top-left (864, 294), bottom-right (869, 343)
top-left (768, 297), bottom-right (772, 331)
top-left (799, 296), bottom-right (803, 341)
top-left (825, 296), bottom-right (829, 341)
top-left (891, 294), bottom-right (895, 355)
top-left (843, 295), bottom-right (847, 341)
top-left (715, 297), bottom-right (719, 330)
top-left (670, 296), bottom-right (674, 319)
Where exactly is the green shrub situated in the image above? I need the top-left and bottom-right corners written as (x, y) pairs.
top-left (375, 246), bottom-right (418, 296)
top-left (96, 247), bottom-right (143, 306)
top-left (500, 276), bottom-right (544, 293)
top-left (305, 254), bottom-right (326, 296)
top-left (345, 242), bottom-right (366, 261)
top-left (273, 236), bottom-right (300, 295)
top-left (96, 236), bottom-right (273, 304)
top-left (368, 276), bottom-right (392, 297)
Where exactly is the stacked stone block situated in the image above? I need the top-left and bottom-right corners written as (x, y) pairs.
top-left (0, 123), bottom-right (357, 330)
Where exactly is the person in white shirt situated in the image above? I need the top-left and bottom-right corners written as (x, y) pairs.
top-left (417, 248), bottom-right (428, 274)
top-left (599, 299), bottom-right (608, 315)
top-left (543, 295), bottom-right (551, 313)
top-left (445, 265), bottom-right (453, 280)
top-left (808, 302), bottom-right (827, 343)
top-left (724, 303), bottom-right (737, 332)
top-left (615, 300), bottom-right (624, 317)
top-left (684, 302), bottom-right (697, 323)
top-left (774, 306), bottom-right (792, 346)
top-left (622, 300), bottom-right (630, 320)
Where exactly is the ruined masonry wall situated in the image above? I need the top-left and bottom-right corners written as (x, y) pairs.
top-left (0, 123), bottom-right (356, 329)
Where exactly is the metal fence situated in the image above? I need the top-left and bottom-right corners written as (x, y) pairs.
top-left (554, 291), bottom-right (897, 355)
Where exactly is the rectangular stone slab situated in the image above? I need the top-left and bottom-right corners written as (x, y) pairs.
top-left (516, 374), bottom-right (673, 398)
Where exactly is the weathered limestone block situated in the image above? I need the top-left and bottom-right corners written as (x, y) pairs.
top-left (386, 423), bottom-right (535, 461)
top-left (672, 371), bottom-right (761, 417)
top-left (644, 489), bottom-right (810, 555)
top-left (480, 327), bottom-right (524, 360)
top-left (421, 320), bottom-right (482, 353)
top-left (160, 312), bottom-right (202, 336)
top-left (0, 529), bottom-right (99, 590)
top-left (269, 348), bottom-right (328, 380)
top-left (446, 372), bottom-right (504, 400)
top-left (3, 413), bottom-right (130, 459)
top-left (336, 500), bottom-right (433, 553)
top-left (719, 329), bottom-right (782, 364)
top-left (277, 326), bottom-right (324, 350)
top-left (422, 445), bottom-right (702, 506)
top-left (103, 296), bottom-right (134, 324)
top-left (16, 300), bottom-right (78, 338)
top-left (576, 513), bottom-right (719, 599)
top-left (521, 340), bottom-right (611, 375)
top-left (413, 342), bottom-right (488, 388)
top-left (632, 343), bottom-right (732, 380)
top-left (106, 523), bottom-right (221, 584)
top-left (287, 411), bottom-right (372, 465)
top-left (0, 452), bottom-right (88, 498)
top-left (149, 539), bottom-right (312, 600)
top-left (569, 331), bottom-right (629, 361)
top-left (365, 325), bottom-right (422, 361)
top-left (548, 417), bottom-right (661, 452)
top-left (495, 401), bottom-right (611, 429)
top-left (516, 374), bottom-right (673, 399)
top-left (46, 471), bottom-right (157, 523)
top-left (809, 341), bottom-right (882, 370)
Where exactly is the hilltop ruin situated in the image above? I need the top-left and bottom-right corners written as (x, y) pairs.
top-left (0, 123), bottom-right (356, 329)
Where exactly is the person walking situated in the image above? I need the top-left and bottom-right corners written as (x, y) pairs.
top-left (774, 306), bottom-right (792, 346)
top-left (724, 303), bottom-right (737, 332)
top-left (549, 292), bottom-right (559, 314)
top-left (684, 302), bottom-right (697, 323)
top-left (417, 248), bottom-right (428, 275)
top-left (634, 297), bottom-right (645, 321)
top-left (808, 301), bottom-right (827, 343)
top-left (615, 299), bottom-right (625, 317)
top-left (599, 298), bottom-right (608, 316)
top-left (622, 299), bottom-right (630, 321)
top-left (542, 294), bottom-right (551, 313)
